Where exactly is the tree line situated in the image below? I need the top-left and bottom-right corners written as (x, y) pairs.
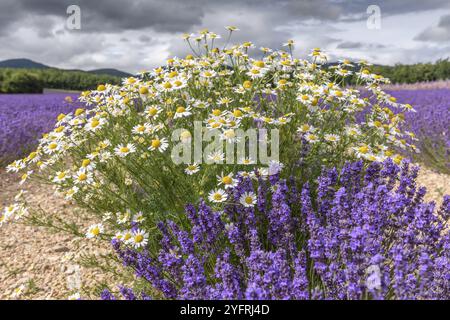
top-left (0, 68), bottom-right (122, 93)
top-left (0, 59), bottom-right (449, 93)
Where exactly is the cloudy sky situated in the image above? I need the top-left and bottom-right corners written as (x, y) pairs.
top-left (0, 0), bottom-right (449, 73)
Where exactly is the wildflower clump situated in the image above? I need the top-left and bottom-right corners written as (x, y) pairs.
top-left (3, 28), bottom-right (416, 233)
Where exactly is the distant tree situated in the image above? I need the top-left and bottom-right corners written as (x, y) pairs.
top-left (1, 71), bottom-right (44, 93)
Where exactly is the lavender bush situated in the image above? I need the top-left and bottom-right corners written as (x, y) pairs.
top-left (0, 93), bottom-right (81, 166)
top-left (106, 159), bottom-right (449, 300)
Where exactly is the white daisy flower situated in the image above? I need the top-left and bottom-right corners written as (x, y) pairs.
top-left (65, 186), bottom-right (79, 200)
top-left (305, 133), bottom-right (319, 143)
top-left (185, 163), bottom-right (200, 175)
top-left (85, 223), bottom-right (104, 239)
top-left (85, 117), bottom-right (106, 132)
top-left (44, 141), bottom-right (61, 154)
top-left (121, 230), bottom-right (133, 243)
top-left (133, 211), bottom-right (145, 224)
top-left (208, 189), bottom-right (228, 203)
top-left (238, 157), bottom-right (255, 165)
top-left (217, 173), bottom-right (237, 189)
top-left (132, 123), bottom-right (151, 135)
top-left (193, 100), bottom-right (210, 109)
top-left (239, 192), bottom-right (257, 207)
top-left (53, 171), bottom-right (69, 183)
top-left (174, 106), bottom-right (192, 119)
top-left (324, 134), bottom-right (340, 143)
top-left (114, 143), bottom-right (136, 157)
top-left (131, 229), bottom-right (149, 249)
top-left (145, 105), bottom-right (162, 120)
top-left (200, 70), bottom-right (217, 79)
top-left (149, 137), bottom-right (168, 152)
top-left (73, 169), bottom-right (93, 185)
top-left (11, 284), bottom-right (26, 298)
top-left (207, 151), bottom-right (225, 163)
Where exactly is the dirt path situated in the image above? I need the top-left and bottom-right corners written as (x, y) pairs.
top-left (0, 170), bottom-right (123, 300)
top-left (1, 165), bottom-right (449, 299)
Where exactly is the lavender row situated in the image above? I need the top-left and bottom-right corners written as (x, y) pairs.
top-left (0, 93), bottom-right (81, 166)
top-left (388, 89), bottom-right (449, 172)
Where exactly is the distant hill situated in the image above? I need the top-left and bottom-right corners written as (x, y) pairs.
top-left (0, 58), bottom-right (50, 69)
top-left (89, 68), bottom-right (132, 78)
top-left (0, 58), bottom-right (132, 78)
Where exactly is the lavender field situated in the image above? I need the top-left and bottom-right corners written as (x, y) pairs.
top-left (388, 89), bottom-right (450, 173)
top-left (0, 93), bottom-right (81, 166)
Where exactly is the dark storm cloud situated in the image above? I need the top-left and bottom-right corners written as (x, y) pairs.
top-left (1, 0), bottom-right (449, 35)
top-left (414, 14), bottom-right (450, 42)
top-left (0, 0), bottom-right (449, 72)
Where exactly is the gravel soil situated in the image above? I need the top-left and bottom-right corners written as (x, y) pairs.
top-left (0, 169), bottom-right (126, 300)
top-left (1, 164), bottom-right (449, 299)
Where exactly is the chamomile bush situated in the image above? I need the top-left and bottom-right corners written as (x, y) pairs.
top-left (3, 28), bottom-right (419, 294)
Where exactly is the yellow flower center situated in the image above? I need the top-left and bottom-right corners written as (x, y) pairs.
top-left (245, 196), bottom-right (253, 204)
top-left (222, 176), bottom-right (232, 185)
top-left (55, 126), bottom-right (64, 133)
top-left (91, 119), bottom-right (100, 128)
top-left (58, 172), bottom-right (66, 179)
top-left (213, 193), bottom-right (223, 201)
top-left (97, 85), bottom-right (106, 91)
top-left (139, 87), bottom-right (149, 95)
top-left (148, 107), bottom-right (158, 116)
top-left (253, 61), bottom-right (265, 68)
top-left (176, 106), bottom-right (186, 113)
top-left (151, 139), bottom-right (161, 148)
top-left (75, 108), bottom-right (85, 116)
top-left (91, 227), bottom-right (100, 236)
top-left (358, 146), bottom-right (369, 154)
top-left (212, 109), bottom-right (221, 116)
top-left (134, 234), bottom-right (144, 243)
top-left (120, 147), bottom-right (129, 153)
top-left (243, 80), bottom-right (252, 89)
top-left (48, 143), bottom-right (58, 150)
top-left (82, 159), bottom-right (91, 167)
top-left (78, 173), bottom-right (87, 181)
top-left (163, 82), bottom-right (172, 89)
